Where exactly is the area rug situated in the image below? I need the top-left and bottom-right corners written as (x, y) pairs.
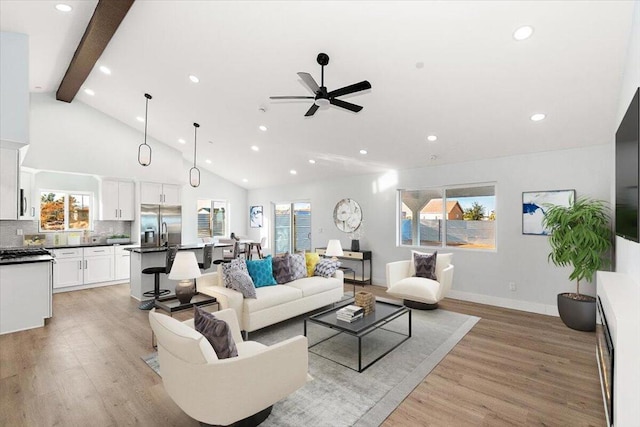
top-left (143, 308), bottom-right (479, 427)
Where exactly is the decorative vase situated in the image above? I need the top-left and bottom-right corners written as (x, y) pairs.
top-left (557, 293), bottom-right (596, 332)
top-left (351, 239), bottom-right (360, 252)
top-left (175, 281), bottom-right (196, 304)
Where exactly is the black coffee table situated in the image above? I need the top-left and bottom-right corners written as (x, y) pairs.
top-left (304, 299), bottom-right (411, 372)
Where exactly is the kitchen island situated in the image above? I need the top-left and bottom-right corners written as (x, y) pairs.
top-left (127, 243), bottom-right (230, 301)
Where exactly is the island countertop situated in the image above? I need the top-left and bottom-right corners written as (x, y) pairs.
top-left (125, 243), bottom-right (231, 254)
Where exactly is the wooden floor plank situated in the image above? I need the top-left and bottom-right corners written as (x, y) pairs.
top-left (0, 283), bottom-right (605, 426)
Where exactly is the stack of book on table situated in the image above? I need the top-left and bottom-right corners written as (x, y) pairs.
top-left (337, 305), bottom-right (364, 322)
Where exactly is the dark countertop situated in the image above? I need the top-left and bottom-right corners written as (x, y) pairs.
top-left (126, 243), bottom-right (231, 254)
top-left (0, 255), bottom-right (55, 266)
top-left (46, 242), bottom-right (135, 249)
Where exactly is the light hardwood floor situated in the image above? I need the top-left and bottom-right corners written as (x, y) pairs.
top-left (0, 283), bottom-right (604, 426)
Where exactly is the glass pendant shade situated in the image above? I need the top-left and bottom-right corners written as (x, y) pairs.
top-left (138, 143), bottom-right (151, 166)
top-left (189, 166), bottom-right (200, 187)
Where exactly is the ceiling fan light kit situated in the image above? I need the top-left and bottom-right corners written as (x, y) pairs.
top-left (138, 93), bottom-right (152, 166)
top-left (270, 52), bottom-right (371, 117)
top-left (190, 122), bottom-right (201, 187)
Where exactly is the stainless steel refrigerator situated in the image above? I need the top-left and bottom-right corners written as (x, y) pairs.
top-left (140, 204), bottom-right (182, 247)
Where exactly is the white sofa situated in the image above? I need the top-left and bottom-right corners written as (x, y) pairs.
top-left (149, 308), bottom-right (308, 426)
top-left (198, 265), bottom-right (344, 334)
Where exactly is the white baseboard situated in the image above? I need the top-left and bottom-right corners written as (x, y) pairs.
top-left (447, 289), bottom-right (559, 317)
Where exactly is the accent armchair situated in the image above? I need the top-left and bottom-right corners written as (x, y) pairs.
top-left (148, 308), bottom-right (308, 426)
top-left (385, 253), bottom-right (454, 309)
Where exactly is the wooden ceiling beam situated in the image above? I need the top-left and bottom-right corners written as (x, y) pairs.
top-left (56, 0), bottom-right (135, 103)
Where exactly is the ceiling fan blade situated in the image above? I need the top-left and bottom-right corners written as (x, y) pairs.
top-left (327, 80), bottom-right (372, 98)
top-left (269, 96), bottom-right (315, 100)
top-left (297, 72), bottom-right (320, 94)
top-left (330, 98), bottom-right (363, 113)
top-left (304, 104), bottom-right (320, 117)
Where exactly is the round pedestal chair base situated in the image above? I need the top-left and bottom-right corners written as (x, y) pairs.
top-left (199, 405), bottom-right (273, 427)
top-left (403, 299), bottom-right (438, 310)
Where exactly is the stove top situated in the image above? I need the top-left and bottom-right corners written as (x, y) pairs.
top-left (0, 247), bottom-right (52, 260)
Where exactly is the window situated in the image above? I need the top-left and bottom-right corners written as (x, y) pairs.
top-left (274, 202), bottom-right (311, 255)
top-left (399, 185), bottom-right (496, 250)
top-left (197, 200), bottom-right (228, 238)
top-left (40, 191), bottom-right (92, 231)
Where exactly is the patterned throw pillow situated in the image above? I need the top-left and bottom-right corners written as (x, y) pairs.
top-left (288, 253), bottom-right (307, 280)
top-left (227, 270), bottom-right (256, 298)
top-left (246, 255), bottom-right (278, 287)
top-left (305, 252), bottom-right (320, 277)
top-left (314, 258), bottom-right (341, 278)
top-left (194, 306), bottom-right (238, 359)
top-left (272, 254), bottom-right (292, 284)
top-left (221, 258), bottom-right (249, 289)
top-left (413, 251), bottom-right (437, 280)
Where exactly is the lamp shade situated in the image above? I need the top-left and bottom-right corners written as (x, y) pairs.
top-left (168, 252), bottom-right (202, 280)
top-left (325, 239), bottom-right (344, 257)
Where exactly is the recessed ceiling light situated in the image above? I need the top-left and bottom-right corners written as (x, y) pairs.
top-left (189, 75), bottom-right (200, 83)
top-left (308, 159), bottom-right (316, 164)
top-left (359, 149), bottom-right (368, 155)
top-left (251, 145), bottom-right (260, 151)
top-left (513, 25), bottom-right (534, 41)
top-left (427, 135), bottom-right (437, 142)
top-left (290, 169), bottom-right (297, 175)
top-left (34, 86), bottom-right (42, 90)
top-left (178, 138), bottom-right (186, 144)
top-left (205, 159), bottom-right (212, 164)
top-left (259, 125), bottom-right (267, 132)
top-left (415, 62), bottom-right (424, 69)
top-left (530, 113), bottom-right (546, 122)
top-left (55, 4), bottom-right (72, 12)
top-left (83, 89), bottom-right (95, 96)
top-left (242, 178), bottom-right (248, 183)
top-left (99, 65), bottom-right (111, 75)
top-left (136, 116), bottom-right (145, 122)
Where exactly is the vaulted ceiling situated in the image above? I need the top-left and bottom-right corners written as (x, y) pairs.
top-left (1, 1), bottom-right (635, 189)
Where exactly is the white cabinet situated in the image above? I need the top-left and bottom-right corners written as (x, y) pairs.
top-left (19, 169), bottom-right (35, 220)
top-left (114, 246), bottom-right (131, 281)
top-left (53, 246), bottom-right (115, 289)
top-left (101, 180), bottom-right (135, 220)
top-left (0, 147), bottom-right (19, 219)
top-left (140, 182), bottom-right (180, 205)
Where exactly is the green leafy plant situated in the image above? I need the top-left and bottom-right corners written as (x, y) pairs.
top-left (542, 197), bottom-right (612, 297)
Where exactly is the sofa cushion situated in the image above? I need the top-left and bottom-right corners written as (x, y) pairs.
top-left (222, 258), bottom-right (249, 288)
top-left (409, 251), bottom-right (452, 280)
top-left (284, 276), bottom-right (342, 298)
top-left (194, 306), bottom-right (238, 359)
top-left (413, 251), bottom-right (437, 280)
top-left (246, 255), bottom-right (277, 287)
top-left (386, 276), bottom-right (440, 304)
top-left (305, 252), bottom-right (320, 277)
top-left (287, 253), bottom-right (307, 281)
top-left (244, 285), bottom-right (302, 313)
top-left (314, 259), bottom-right (341, 278)
top-left (272, 254), bottom-right (292, 284)
top-left (227, 270), bottom-right (256, 299)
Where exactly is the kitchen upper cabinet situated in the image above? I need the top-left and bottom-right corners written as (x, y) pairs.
top-left (101, 180), bottom-right (134, 220)
top-left (0, 33), bottom-right (29, 146)
top-left (140, 182), bottom-right (180, 205)
top-left (0, 147), bottom-right (19, 220)
top-left (19, 169), bottom-right (35, 220)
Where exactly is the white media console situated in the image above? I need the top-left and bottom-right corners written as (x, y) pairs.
top-left (596, 271), bottom-right (640, 426)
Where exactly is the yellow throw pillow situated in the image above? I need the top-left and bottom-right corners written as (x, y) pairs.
top-left (305, 252), bottom-right (320, 277)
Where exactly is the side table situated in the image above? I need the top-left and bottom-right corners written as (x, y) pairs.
top-left (151, 293), bottom-right (219, 347)
top-left (339, 266), bottom-right (357, 296)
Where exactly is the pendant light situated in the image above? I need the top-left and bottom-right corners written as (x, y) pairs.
top-left (138, 93), bottom-right (152, 166)
top-left (190, 122), bottom-right (201, 187)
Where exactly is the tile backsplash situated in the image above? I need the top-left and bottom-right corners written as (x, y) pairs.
top-left (0, 220), bottom-right (133, 248)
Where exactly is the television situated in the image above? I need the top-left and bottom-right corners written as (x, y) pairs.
top-left (615, 88), bottom-right (640, 243)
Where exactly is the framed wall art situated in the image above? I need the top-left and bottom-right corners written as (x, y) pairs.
top-left (522, 189), bottom-right (575, 235)
top-left (250, 205), bottom-right (263, 228)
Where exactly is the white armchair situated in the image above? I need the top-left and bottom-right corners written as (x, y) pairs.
top-left (385, 253), bottom-right (454, 309)
top-left (149, 308), bottom-right (308, 426)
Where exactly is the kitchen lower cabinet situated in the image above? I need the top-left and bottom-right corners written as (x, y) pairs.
top-left (114, 246), bottom-right (131, 281)
top-left (52, 246), bottom-right (116, 290)
top-left (84, 255), bottom-right (114, 284)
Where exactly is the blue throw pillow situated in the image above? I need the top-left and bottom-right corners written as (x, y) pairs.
top-left (246, 255), bottom-right (277, 287)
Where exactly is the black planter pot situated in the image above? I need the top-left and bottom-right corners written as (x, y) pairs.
top-left (557, 293), bottom-right (596, 332)
top-left (351, 239), bottom-right (360, 252)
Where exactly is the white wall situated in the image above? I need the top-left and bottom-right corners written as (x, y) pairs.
top-left (614, 0), bottom-right (640, 285)
top-left (249, 144), bottom-right (612, 315)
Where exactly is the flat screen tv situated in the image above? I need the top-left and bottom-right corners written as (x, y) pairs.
top-left (615, 88), bottom-right (639, 243)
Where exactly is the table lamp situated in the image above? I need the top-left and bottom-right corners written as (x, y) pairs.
top-left (325, 239), bottom-right (344, 261)
top-left (168, 251), bottom-right (202, 304)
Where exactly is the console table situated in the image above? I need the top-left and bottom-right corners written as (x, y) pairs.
top-left (316, 248), bottom-right (372, 285)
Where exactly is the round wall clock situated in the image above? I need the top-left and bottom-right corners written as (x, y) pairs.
top-left (333, 198), bottom-right (362, 233)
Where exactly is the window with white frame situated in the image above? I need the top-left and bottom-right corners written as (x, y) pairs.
top-left (197, 199), bottom-right (228, 238)
top-left (40, 191), bottom-right (92, 231)
top-left (399, 184), bottom-right (496, 250)
top-left (274, 202), bottom-right (311, 255)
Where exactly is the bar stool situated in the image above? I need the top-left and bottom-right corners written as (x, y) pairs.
top-left (138, 246), bottom-right (178, 310)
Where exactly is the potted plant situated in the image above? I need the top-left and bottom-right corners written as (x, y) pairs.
top-left (542, 197), bottom-right (612, 331)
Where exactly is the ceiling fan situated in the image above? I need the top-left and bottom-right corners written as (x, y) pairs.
top-left (270, 53), bottom-right (372, 117)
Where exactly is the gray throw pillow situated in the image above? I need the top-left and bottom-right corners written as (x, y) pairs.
top-left (222, 258), bottom-right (249, 289)
top-left (413, 251), bottom-right (437, 280)
top-left (287, 253), bottom-right (307, 280)
top-left (194, 306), bottom-right (238, 359)
top-left (314, 259), bottom-right (341, 278)
top-left (272, 254), bottom-right (293, 284)
top-left (228, 270), bottom-right (256, 298)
